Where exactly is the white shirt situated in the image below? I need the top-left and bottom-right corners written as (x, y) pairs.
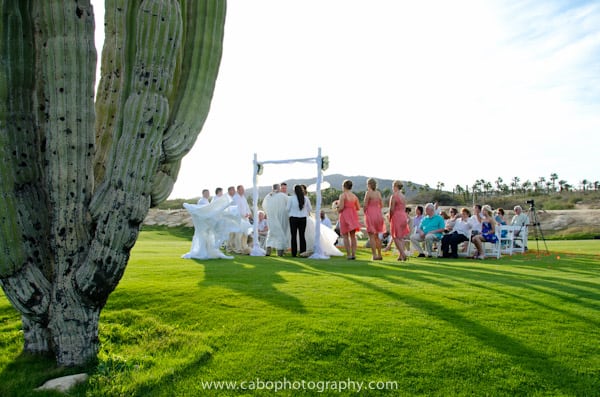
top-left (452, 218), bottom-right (472, 237)
top-left (197, 197), bottom-right (209, 206)
top-left (287, 195), bottom-right (312, 218)
top-left (511, 213), bottom-right (530, 226)
top-left (469, 214), bottom-right (482, 233)
top-left (233, 193), bottom-right (250, 217)
top-left (321, 216), bottom-right (333, 228)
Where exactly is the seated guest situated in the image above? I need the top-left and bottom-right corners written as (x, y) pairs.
top-left (410, 203), bottom-right (446, 257)
top-left (495, 207), bottom-right (508, 239)
top-left (470, 206), bottom-right (498, 259)
top-left (441, 207), bottom-right (472, 258)
top-left (320, 210), bottom-right (333, 228)
top-left (257, 211), bottom-right (268, 249)
top-left (495, 208), bottom-right (507, 225)
top-left (445, 207), bottom-right (459, 231)
top-left (511, 205), bottom-right (530, 250)
top-left (469, 204), bottom-right (483, 234)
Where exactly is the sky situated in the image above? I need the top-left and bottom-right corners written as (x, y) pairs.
top-left (92, 0), bottom-right (600, 199)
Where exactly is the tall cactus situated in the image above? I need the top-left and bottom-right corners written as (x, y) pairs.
top-left (0, 0), bottom-right (226, 366)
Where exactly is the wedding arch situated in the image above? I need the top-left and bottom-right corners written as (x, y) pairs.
top-left (251, 148), bottom-right (330, 259)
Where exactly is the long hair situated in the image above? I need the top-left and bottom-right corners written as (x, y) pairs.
top-left (294, 184), bottom-right (305, 210)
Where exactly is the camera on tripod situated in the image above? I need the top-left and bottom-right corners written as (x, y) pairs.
top-left (526, 199), bottom-right (535, 208)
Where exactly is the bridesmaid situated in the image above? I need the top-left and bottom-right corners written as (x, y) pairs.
top-left (389, 180), bottom-right (410, 261)
top-left (363, 178), bottom-right (386, 260)
top-left (337, 179), bottom-right (361, 260)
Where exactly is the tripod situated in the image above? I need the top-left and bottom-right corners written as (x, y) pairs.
top-left (527, 204), bottom-right (549, 255)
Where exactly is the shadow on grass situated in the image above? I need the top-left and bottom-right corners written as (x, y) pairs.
top-left (296, 258), bottom-right (599, 395)
top-left (197, 258), bottom-right (308, 313)
top-left (126, 350), bottom-right (213, 397)
top-left (0, 352), bottom-right (91, 397)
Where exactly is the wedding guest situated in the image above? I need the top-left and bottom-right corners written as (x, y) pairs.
top-left (471, 206), bottom-right (498, 259)
top-left (226, 186), bottom-right (235, 202)
top-left (410, 203), bottom-right (445, 257)
top-left (211, 187), bottom-right (223, 202)
top-left (441, 207), bottom-right (472, 258)
top-left (389, 180), bottom-right (410, 261)
top-left (287, 184), bottom-right (312, 257)
top-left (337, 179), bottom-right (361, 260)
top-left (511, 205), bottom-right (529, 226)
top-left (197, 189), bottom-right (211, 206)
top-left (363, 178), bottom-right (386, 260)
top-left (320, 210), bottom-right (332, 228)
top-left (495, 208), bottom-right (507, 225)
top-left (469, 204), bottom-right (483, 234)
top-left (511, 205), bottom-right (530, 250)
top-left (224, 186), bottom-right (237, 252)
top-left (412, 205), bottom-right (424, 237)
top-left (444, 207), bottom-right (459, 232)
top-left (262, 183), bottom-right (290, 256)
top-left (229, 185), bottom-right (252, 254)
top-left (257, 210), bottom-right (268, 249)
top-left (495, 207), bottom-right (508, 239)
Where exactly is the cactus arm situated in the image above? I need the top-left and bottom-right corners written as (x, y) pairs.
top-left (151, 0), bottom-right (226, 204)
top-left (93, 0), bottom-right (138, 185)
top-left (78, 0), bottom-right (183, 301)
top-left (1, 1), bottom-right (52, 320)
top-left (0, 0), bottom-right (26, 277)
top-left (35, 0), bottom-right (96, 276)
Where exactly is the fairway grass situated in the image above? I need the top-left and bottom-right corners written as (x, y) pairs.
top-left (1, 229), bottom-right (599, 396)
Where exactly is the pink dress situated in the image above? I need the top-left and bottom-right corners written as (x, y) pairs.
top-left (364, 196), bottom-right (386, 234)
top-left (389, 193), bottom-right (409, 239)
top-left (339, 193), bottom-right (361, 234)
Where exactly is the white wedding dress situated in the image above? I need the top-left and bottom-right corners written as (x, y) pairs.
top-left (302, 215), bottom-right (343, 257)
top-left (182, 195), bottom-right (252, 260)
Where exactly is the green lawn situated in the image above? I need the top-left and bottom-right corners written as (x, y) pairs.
top-left (1, 229), bottom-right (599, 396)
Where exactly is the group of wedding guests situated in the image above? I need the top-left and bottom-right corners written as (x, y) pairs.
top-left (413, 203), bottom-right (530, 260)
top-left (186, 178), bottom-right (530, 261)
top-left (332, 178), bottom-right (531, 261)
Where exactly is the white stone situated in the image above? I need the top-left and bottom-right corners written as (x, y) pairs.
top-left (35, 373), bottom-right (89, 393)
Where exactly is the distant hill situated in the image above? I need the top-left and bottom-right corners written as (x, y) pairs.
top-left (247, 174), bottom-right (421, 200)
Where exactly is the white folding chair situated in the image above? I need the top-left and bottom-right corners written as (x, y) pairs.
top-left (499, 225), bottom-right (514, 256)
top-left (467, 228), bottom-right (502, 259)
top-left (512, 225), bottom-right (528, 254)
top-left (486, 227), bottom-right (502, 259)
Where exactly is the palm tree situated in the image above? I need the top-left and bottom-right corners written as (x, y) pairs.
top-left (483, 181), bottom-right (493, 197)
top-left (550, 173), bottom-right (558, 192)
top-left (558, 180), bottom-right (567, 192)
top-left (537, 177), bottom-right (546, 193)
top-left (580, 179), bottom-right (588, 192)
top-left (522, 180), bottom-right (533, 195)
top-left (495, 177), bottom-right (503, 195)
top-left (454, 184), bottom-right (463, 199)
top-left (511, 176), bottom-right (520, 195)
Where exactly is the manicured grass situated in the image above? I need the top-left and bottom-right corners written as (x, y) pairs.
top-left (1, 229), bottom-right (599, 396)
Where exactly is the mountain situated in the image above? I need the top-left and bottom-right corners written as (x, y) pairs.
top-left (247, 174), bottom-right (421, 200)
